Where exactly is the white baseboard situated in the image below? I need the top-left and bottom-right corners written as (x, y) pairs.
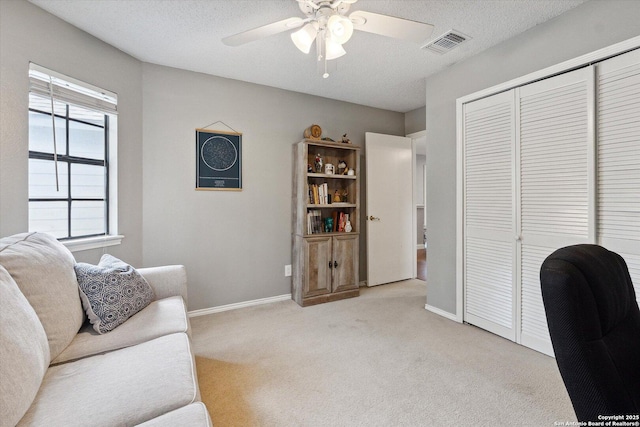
top-left (188, 294), bottom-right (291, 317)
top-left (424, 304), bottom-right (460, 323)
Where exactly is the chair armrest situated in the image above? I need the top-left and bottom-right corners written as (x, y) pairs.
top-left (138, 265), bottom-right (188, 305)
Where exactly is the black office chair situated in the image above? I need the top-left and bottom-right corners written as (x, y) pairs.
top-left (540, 244), bottom-right (640, 421)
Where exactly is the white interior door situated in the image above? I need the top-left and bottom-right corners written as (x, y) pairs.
top-left (517, 66), bottom-right (595, 356)
top-left (458, 46), bottom-right (640, 356)
top-left (365, 132), bottom-right (413, 287)
top-left (596, 49), bottom-right (640, 304)
top-left (462, 90), bottom-right (517, 341)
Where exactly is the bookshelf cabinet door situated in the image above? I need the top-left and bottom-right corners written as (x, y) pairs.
top-left (303, 236), bottom-right (332, 298)
top-left (332, 234), bottom-right (359, 293)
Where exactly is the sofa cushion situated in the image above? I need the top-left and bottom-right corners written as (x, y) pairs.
top-left (18, 333), bottom-right (199, 427)
top-left (0, 232), bottom-right (83, 360)
top-left (135, 402), bottom-right (212, 427)
top-left (0, 265), bottom-right (51, 427)
top-left (75, 254), bottom-right (155, 334)
top-left (52, 295), bottom-right (190, 364)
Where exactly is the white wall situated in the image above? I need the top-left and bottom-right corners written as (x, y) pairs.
top-left (142, 63), bottom-right (404, 310)
top-left (425, 0), bottom-right (640, 315)
top-left (0, 0), bottom-right (143, 265)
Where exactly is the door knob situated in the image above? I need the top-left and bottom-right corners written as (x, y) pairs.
top-left (369, 216), bottom-right (380, 221)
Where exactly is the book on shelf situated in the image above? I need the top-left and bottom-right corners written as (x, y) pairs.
top-left (315, 210), bottom-right (322, 234)
top-left (306, 210), bottom-right (323, 234)
top-left (308, 183), bottom-right (329, 205)
top-left (306, 209), bottom-right (352, 235)
top-left (336, 212), bottom-right (350, 232)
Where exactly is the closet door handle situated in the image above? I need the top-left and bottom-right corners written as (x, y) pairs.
top-left (334, 261), bottom-right (338, 268)
top-left (329, 261), bottom-right (333, 269)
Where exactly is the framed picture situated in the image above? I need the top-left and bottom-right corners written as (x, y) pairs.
top-left (196, 129), bottom-right (242, 190)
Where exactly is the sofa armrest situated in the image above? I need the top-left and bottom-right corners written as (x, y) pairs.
top-left (138, 265), bottom-right (188, 305)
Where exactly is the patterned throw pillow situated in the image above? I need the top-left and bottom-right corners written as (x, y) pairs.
top-left (75, 254), bottom-right (155, 334)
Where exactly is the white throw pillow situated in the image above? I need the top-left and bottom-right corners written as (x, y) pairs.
top-left (0, 232), bottom-right (84, 360)
top-left (0, 265), bottom-right (50, 427)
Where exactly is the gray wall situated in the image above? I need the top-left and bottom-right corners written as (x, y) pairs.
top-left (142, 64), bottom-right (404, 310)
top-left (405, 107), bottom-right (426, 135)
top-left (0, 0), bottom-right (143, 265)
top-left (425, 0), bottom-right (640, 314)
top-left (0, 0), bottom-right (404, 311)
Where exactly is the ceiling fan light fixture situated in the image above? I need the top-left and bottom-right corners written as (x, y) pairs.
top-left (325, 37), bottom-right (346, 60)
top-left (223, 0), bottom-right (435, 80)
top-left (327, 14), bottom-right (353, 44)
top-left (291, 22), bottom-right (319, 54)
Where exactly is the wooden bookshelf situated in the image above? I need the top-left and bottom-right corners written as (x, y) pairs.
top-left (291, 139), bottom-right (360, 306)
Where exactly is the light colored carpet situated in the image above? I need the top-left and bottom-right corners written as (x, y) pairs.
top-left (191, 280), bottom-right (576, 426)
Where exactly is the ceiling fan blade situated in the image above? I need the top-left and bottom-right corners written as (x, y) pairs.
top-left (222, 17), bottom-right (305, 47)
top-left (349, 11), bottom-right (434, 44)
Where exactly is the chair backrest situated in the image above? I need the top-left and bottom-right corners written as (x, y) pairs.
top-left (540, 244), bottom-right (640, 421)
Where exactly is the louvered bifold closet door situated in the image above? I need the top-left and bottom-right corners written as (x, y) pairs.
top-left (463, 91), bottom-right (516, 341)
top-left (518, 67), bottom-right (595, 356)
top-left (597, 49), bottom-right (640, 305)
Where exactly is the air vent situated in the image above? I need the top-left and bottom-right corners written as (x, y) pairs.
top-left (423, 30), bottom-right (471, 54)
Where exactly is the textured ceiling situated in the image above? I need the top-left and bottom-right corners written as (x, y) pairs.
top-left (29, 0), bottom-right (588, 113)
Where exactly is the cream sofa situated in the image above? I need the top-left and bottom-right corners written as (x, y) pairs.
top-left (0, 232), bottom-right (212, 427)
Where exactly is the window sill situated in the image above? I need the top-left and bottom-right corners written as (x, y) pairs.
top-left (62, 235), bottom-right (124, 253)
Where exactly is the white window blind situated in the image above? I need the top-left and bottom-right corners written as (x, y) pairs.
top-left (29, 64), bottom-right (117, 115)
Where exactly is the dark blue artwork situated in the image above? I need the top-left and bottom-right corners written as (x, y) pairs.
top-left (196, 129), bottom-right (242, 190)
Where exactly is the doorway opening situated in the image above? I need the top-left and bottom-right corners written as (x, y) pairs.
top-left (410, 131), bottom-right (427, 282)
top-left (417, 247), bottom-right (427, 281)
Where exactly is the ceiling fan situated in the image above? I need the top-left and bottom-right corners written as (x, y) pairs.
top-left (222, 0), bottom-right (434, 78)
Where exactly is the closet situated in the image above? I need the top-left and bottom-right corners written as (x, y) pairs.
top-left (460, 48), bottom-right (640, 356)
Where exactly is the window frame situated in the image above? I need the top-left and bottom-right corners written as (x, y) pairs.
top-left (28, 64), bottom-right (122, 252)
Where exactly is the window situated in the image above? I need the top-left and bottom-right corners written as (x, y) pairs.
top-left (28, 64), bottom-right (119, 246)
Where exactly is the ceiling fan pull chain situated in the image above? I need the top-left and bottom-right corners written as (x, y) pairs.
top-left (317, 27), bottom-right (330, 78)
top-left (317, 28), bottom-right (323, 62)
top-left (323, 53), bottom-right (329, 78)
